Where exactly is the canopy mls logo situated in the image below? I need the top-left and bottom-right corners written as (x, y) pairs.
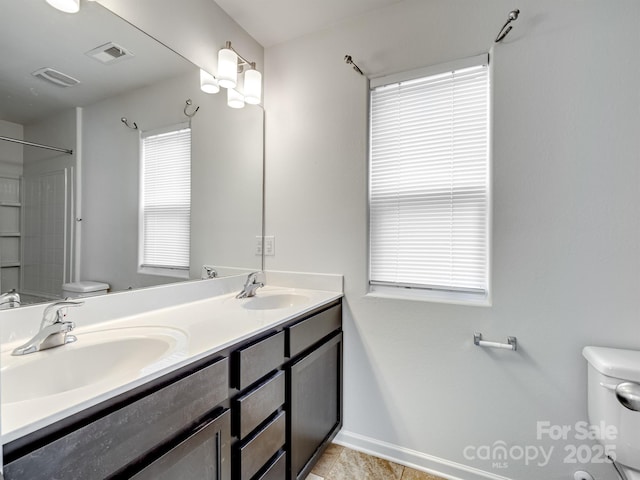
top-left (462, 421), bottom-right (617, 470)
top-left (463, 441), bottom-right (553, 468)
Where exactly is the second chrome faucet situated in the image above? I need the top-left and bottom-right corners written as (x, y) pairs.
top-left (236, 272), bottom-right (264, 299)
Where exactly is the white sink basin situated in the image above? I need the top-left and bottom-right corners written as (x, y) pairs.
top-left (243, 293), bottom-right (310, 310)
top-left (1, 326), bottom-right (187, 404)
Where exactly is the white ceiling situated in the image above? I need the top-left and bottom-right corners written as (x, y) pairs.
top-left (1, 1), bottom-right (192, 125)
top-left (213, 0), bottom-right (405, 47)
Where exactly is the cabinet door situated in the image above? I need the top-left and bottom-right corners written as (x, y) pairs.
top-left (130, 409), bottom-right (231, 480)
top-left (288, 332), bottom-right (342, 480)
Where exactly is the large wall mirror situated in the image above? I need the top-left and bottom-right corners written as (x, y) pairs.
top-left (0, 0), bottom-right (264, 307)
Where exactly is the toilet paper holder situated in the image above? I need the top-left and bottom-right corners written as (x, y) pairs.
top-left (474, 332), bottom-right (517, 351)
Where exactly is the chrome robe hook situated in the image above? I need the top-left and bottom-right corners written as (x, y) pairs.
top-left (121, 117), bottom-right (138, 130)
top-left (495, 9), bottom-right (520, 43)
top-left (184, 99), bottom-right (200, 118)
top-left (344, 55), bottom-right (364, 76)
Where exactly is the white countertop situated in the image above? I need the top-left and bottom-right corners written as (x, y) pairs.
top-left (1, 284), bottom-right (342, 444)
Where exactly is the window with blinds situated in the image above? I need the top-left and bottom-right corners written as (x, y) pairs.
top-left (369, 55), bottom-right (490, 298)
top-left (139, 125), bottom-right (191, 275)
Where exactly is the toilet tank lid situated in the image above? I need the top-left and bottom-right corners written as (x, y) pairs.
top-left (583, 346), bottom-right (640, 382)
top-left (62, 281), bottom-right (110, 293)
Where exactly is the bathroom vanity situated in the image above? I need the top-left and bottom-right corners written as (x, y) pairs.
top-left (1, 278), bottom-right (342, 480)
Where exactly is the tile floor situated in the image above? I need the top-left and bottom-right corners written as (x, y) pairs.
top-left (306, 444), bottom-right (445, 480)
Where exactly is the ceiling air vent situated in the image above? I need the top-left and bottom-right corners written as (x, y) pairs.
top-left (32, 67), bottom-right (81, 87)
top-left (85, 42), bottom-right (134, 64)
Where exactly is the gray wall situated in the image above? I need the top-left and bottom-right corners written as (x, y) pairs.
top-left (264, 1), bottom-right (640, 479)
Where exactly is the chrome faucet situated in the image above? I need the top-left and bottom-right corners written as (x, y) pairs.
top-left (0, 289), bottom-right (21, 309)
top-left (236, 272), bottom-right (264, 299)
top-left (12, 299), bottom-right (84, 356)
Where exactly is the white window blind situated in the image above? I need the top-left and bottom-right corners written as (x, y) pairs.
top-left (140, 126), bottom-right (191, 271)
top-left (369, 56), bottom-right (489, 294)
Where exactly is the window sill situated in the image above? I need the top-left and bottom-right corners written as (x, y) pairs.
top-left (366, 284), bottom-right (492, 307)
top-left (138, 265), bottom-right (189, 279)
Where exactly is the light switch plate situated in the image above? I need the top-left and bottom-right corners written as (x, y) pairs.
top-left (264, 236), bottom-right (275, 256)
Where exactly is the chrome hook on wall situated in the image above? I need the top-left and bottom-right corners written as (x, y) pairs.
top-left (344, 55), bottom-right (364, 76)
top-left (184, 99), bottom-right (200, 118)
top-left (495, 9), bottom-right (520, 43)
top-left (121, 117), bottom-right (138, 130)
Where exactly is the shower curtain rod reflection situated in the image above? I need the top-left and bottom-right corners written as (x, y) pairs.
top-left (0, 135), bottom-right (73, 155)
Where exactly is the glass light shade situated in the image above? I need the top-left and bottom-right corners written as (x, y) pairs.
top-left (46, 0), bottom-right (80, 13)
top-left (227, 87), bottom-right (245, 109)
top-left (217, 48), bottom-right (238, 89)
top-left (243, 69), bottom-right (262, 105)
top-left (199, 69), bottom-right (220, 94)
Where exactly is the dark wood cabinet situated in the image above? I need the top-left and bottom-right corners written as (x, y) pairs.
top-left (230, 300), bottom-right (343, 480)
top-left (287, 332), bottom-right (343, 480)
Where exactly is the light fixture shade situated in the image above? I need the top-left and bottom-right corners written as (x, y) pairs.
top-left (218, 48), bottom-right (238, 89)
top-left (243, 69), bottom-right (262, 105)
top-left (199, 69), bottom-right (220, 94)
top-left (46, 0), bottom-right (80, 13)
top-left (227, 87), bottom-right (245, 109)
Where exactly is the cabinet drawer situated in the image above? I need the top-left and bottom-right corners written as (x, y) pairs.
top-left (130, 409), bottom-right (231, 480)
top-left (4, 356), bottom-right (229, 480)
top-left (256, 451), bottom-right (286, 480)
top-left (233, 331), bottom-right (284, 390)
top-left (236, 411), bottom-right (286, 480)
top-left (234, 370), bottom-right (285, 439)
top-left (286, 304), bottom-right (341, 358)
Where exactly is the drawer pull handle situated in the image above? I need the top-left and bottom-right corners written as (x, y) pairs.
top-left (215, 431), bottom-right (221, 480)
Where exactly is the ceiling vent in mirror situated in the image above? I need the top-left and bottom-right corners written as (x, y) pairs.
top-left (32, 67), bottom-right (81, 87)
top-left (85, 42), bottom-right (134, 64)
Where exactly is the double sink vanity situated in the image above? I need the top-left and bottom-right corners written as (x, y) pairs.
top-left (0, 273), bottom-right (343, 480)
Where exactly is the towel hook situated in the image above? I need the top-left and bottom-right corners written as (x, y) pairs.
top-left (120, 117), bottom-right (138, 130)
top-left (344, 55), bottom-right (364, 76)
top-left (184, 99), bottom-right (200, 118)
top-left (495, 9), bottom-right (520, 43)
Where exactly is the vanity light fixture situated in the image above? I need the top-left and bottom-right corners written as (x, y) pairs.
top-left (217, 46), bottom-right (238, 89)
top-left (199, 69), bottom-right (220, 94)
top-left (227, 87), bottom-right (245, 109)
top-left (216, 41), bottom-right (262, 106)
top-left (46, 0), bottom-right (80, 13)
top-left (243, 68), bottom-right (262, 105)
top-left (227, 72), bottom-right (245, 108)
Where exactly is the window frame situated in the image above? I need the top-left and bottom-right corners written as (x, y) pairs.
top-left (366, 54), bottom-right (492, 306)
top-left (138, 122), bottom-right (192, 279)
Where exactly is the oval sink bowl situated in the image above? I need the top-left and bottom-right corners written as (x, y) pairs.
top-left (2, 326), bottom-right (187, 405)
top-left (243, 293), bottom-right (309, 310)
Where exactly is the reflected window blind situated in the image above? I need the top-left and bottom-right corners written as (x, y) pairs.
top-left (141, 127), bottom-right (191, 270)
top-left (369, 59), bottom-right (489, 293)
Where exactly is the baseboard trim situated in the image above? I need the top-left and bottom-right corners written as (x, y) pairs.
top-left (333, 430), bottom-right (513, 480)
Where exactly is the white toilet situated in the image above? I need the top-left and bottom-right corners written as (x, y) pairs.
top-left (583, 346), bottom-right (640, 480)
top-left (62, 281), bottom-right (110, 299)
